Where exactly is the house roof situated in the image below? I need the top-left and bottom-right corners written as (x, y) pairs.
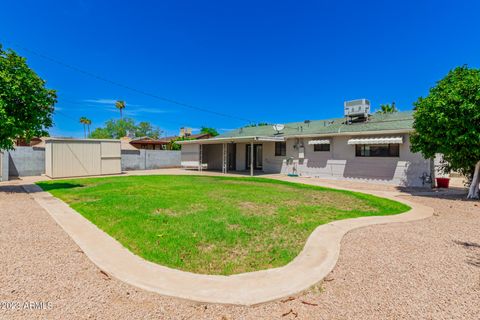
top-left (189, 133), bottom-right (213, 139)
top-left (217, 111), bottom-right (414, 139)
top-left (130, 136), bottom-right (174, 144)
top-left (120, 137), bottom-right (139, 150)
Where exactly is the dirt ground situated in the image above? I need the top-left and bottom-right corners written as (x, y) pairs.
top-left (1, 180), bottom-right (479, 319)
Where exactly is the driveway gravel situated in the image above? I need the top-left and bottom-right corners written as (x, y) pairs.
top-left (1, 181), bottom-right (479, 319)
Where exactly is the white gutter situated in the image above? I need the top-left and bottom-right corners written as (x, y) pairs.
top-left (176, 136), bottom-right (285, 145)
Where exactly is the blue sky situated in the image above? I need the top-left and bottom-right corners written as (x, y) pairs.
top-left (1, 0), bottom-right (479, 137)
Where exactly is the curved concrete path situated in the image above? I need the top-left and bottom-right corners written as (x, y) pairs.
top-left (23, 175), bottom-right (433, 306)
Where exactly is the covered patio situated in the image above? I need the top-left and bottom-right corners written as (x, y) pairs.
top-left (178, 136), bottom-right (285, 176)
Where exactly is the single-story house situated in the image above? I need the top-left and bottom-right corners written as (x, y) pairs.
top-left (128, 133), bottom-right (213, 150)
top-left (178, 110), bottom-right (433, 187)
top-left (128, 136), bottom-right (172, 150)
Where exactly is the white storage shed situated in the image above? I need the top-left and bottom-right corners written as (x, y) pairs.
top-left (45, 138), bottom-right (121, 178)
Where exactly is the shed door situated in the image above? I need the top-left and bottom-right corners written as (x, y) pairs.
top-left (51, 141), bottom-right (101, 178)
top-left (100, 141), bottom-right (121, 174)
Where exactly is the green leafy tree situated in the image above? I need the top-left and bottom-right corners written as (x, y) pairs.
top-left (115, 100), bottom-right (126, 119)
top-left (167, 136), bottom-right (193, 150)
top-left (0, 45), bottom-right (57, 150)
top-left (410, 66), bottom-right (480, 199)
top-left (244, 122), bottom-right (269, 127)
top-left (136, 121), bottom-right (162, 139)
top-left (200, 126), bottom-right (219, 137)
top-left (89, 118), bottom-right (161, 140)
top-left (90, 118), bottom-right (136, 139)
top-left (89, 127), bottom-right (110, 139)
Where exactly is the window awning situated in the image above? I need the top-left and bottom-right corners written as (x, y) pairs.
top-left (308, 139), bottom-right (331, 145)
top-left (347, 137), bottom-right (403, 145)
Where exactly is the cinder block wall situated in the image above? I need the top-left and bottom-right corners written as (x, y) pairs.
top-left (145, 150), bottom-right (181, 169)
top-left (121, 150), bottom-right (146, 170)
top-left (8, 147), bottom-right (45, 177)
top-left (121, 150), bottom-right (181, 171)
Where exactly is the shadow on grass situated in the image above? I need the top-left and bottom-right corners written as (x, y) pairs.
top-left (37, 182), bottom-right (84, 191)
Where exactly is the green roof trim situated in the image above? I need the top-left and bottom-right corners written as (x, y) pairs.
top-left (218, 111), bottom-right (414, 138)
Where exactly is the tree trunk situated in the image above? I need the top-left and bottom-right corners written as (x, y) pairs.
top-left (467, 160), bottom-right (480, 199)
top-left (83, 124), bottom-right (86, 139)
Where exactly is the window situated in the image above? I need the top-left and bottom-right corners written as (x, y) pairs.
top-left (314, 144), bottom-right (330, 152)
top-left (355, 144), bottom-right (400, 157)
top-left (275, 142), bottom-right (286, 156)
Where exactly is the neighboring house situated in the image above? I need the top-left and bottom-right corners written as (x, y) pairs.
top-left (120, 137), bottom-right (140, 151)
top-left (129, 136), bottom-right (173, 150)
top-left (187, 133), bottom-right (213, 140)
top-left (128, 133), bottom-right (213, 150)
top-left (178, 107), bottom-right (433, 187)
top-left (15, 137), bottom-right (47, 147)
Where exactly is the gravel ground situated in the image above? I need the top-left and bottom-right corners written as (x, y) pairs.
top-left (1, 183), bottom-right (480, 319)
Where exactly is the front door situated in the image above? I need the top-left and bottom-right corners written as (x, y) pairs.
top-left (227, 143), bottom-right (236, 171)
top-left (246, 144), bottom-right (263, 170)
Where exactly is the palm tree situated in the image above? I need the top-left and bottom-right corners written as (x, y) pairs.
top-left (79, 117), bottom-right (88, 138)
top-left (376, 102), bottom-right (398, 114)
top-left (85, 118), bottom-right (92, 137)
top-left (115, 100), bottom-right (126, 119)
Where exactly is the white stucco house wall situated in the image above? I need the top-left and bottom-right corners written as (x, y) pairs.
top-left (178, 111), bottom-right (433, 187)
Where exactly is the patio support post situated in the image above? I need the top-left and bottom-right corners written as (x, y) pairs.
top-left (222, 143), bottom-right (227, 174)
top-left (250, 141), bottom-right (254, 176)
top-left (199, 144), bottom-right (203, 172)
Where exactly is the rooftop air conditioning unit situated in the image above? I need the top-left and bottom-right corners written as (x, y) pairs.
top-left (180, 127), bottom-right (192, 137)
top-left (344, 99), bottom-right (370, 118)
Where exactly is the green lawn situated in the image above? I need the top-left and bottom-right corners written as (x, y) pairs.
top-left (37, 175), bottom-right (409, 275)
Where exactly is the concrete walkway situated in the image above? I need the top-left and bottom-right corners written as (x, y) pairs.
top-left (21, 171), bottom-right (433, 305)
